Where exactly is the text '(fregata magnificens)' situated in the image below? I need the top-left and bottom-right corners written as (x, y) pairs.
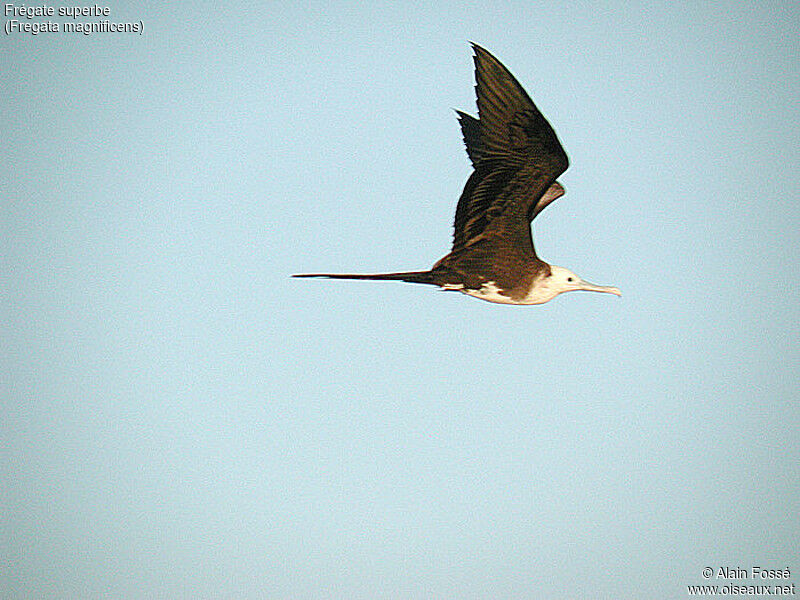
top-left (294, 44), bottom-right (621, 305)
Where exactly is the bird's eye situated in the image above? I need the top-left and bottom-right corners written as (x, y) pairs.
top-left (567, 277), bottom-right (574, 282)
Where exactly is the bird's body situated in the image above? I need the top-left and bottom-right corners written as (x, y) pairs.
top-left (294, 44), bottom-right (620, 305)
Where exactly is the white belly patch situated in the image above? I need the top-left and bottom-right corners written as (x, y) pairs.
top-left (461, 281), bottom-right (520, 305)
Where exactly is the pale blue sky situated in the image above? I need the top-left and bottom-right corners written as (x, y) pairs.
top-left (3, 2), bottom-right (799, 598)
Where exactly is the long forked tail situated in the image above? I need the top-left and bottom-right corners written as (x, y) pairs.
top-left (292, 270), bottom-right (436, 285)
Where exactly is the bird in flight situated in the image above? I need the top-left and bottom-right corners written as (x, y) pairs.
top-left (294, 43), bottom-right (620, 305)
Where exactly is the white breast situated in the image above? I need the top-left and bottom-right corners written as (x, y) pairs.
top-left (457, 276), bottom-right (559, 305)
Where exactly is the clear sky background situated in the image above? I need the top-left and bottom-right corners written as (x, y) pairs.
top-left (3, 2), bottom-right (799, 598)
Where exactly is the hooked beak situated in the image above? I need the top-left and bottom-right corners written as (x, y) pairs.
top-left (576, 279), bottom-right (621, 296)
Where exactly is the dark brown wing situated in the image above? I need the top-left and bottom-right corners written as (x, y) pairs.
top-left (531, 180), bottom-right (565, 219)
top-left (455, 110), bottom-right (483, 167)
top-left (452, 43), bottom-right (569, 251)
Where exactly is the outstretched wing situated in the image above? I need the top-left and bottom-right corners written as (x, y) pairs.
top-left (452, 44), bottom-right (569, 251)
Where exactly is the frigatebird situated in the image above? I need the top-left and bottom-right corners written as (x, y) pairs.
top-left (294, 43), bottom-right (620, 305)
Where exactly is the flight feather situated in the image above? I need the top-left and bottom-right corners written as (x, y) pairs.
top-left (452, 43), bottom-right (569, 251)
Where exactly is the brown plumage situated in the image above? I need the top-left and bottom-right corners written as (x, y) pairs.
top-left (294, 43), bottom-right (620, 305)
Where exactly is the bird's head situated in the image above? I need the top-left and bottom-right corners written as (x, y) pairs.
top-left (546, 265), bottom-right (621, 300)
